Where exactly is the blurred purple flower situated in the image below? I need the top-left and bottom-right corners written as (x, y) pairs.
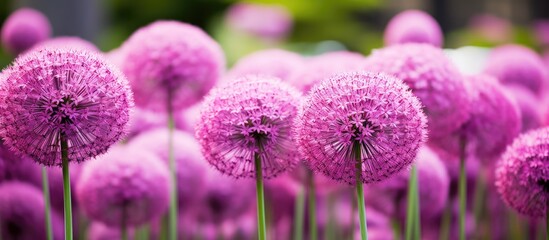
top-left (504, 86), bottom-right (543, 132)
top-left (126, 107), bottom-right (167, 139)
top-left (227, 49), bottom-right (304, 81)
top-left (484, 44), bottom-right (548, 95)
top-left (120, 20), bottom-right (225, 112)
top-left (30, 36), bottom-right (99, 53)
top-left (0, 181), bottom-right (63, 240)
top-left (533, 20), bottom-right (549, 46)
top-left (77, 146), bottom-right (170, 227)
top-left (430, 75), bottom-right (521, 163)
top-left (264, 174), bottom-right (300, 224)
top-left (469, 14), bottom-right (512, 43)
top-left (384, 10), bottom-right (443, 47)
top-left (287, 51), bottom-right (365, 93)
top-left (496, 127), bottom-right (549, 217)
top-left (87, 222), bottom-right (134, 240)
top-left (196, 75), bottom-right (302, 179)
top-left (226, 3), bottom-right (293, 40)
top-left (364, 43), bottom-right (470, 138)
top-left (1, 8), bottom-right (51, 55)
top-left (296, 72), bottom-right (427, 185)
top-left (0, 48), bottom-right (133, 166)
top-left (128, 128), bottom-right (209, 211)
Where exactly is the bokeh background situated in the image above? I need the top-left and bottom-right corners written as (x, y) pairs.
top-left (1, 0), bottom-right (548, 67)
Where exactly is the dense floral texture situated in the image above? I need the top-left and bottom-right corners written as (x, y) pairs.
top-left (30, 36), bottom-right (99, 52)
top-left (0, 182), bottom-right (63, 240)
top-left (430, 75), bottom-right (521, 163)
top-left (296, 72), bottom-right (427, 185)
top-left (128, 128), bottom-right (209, 210)
top-left (226, 3), bottom-right (292, 40)
top-left (120, 20), bottom-right (225, 112)
top-left (196, 75), bottom-right (302, 179)
top-left (227, 49), bottom-right (304, 81)
top-left (384, 10), bottom-right (443, 47)
top-left (364, 43), bottom-right (469, 138)
top-left (287, 51), bottom-right (365, 93)
top-left (496, 127), bottom-right (549, 217)
top-left (77, 146), bottom-right (170, 227)
top-left (0, 48), bottom-right (133, 166)
top-left (1, 8), bottom-right (51, 55)
top-left (484, 44), bottom-right (548, 95)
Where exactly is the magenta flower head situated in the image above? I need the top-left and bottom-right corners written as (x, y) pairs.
top-left (196, 75), bottom-right (302, 179)
top-left (0, 182), bottom-right (63, 240)
top-left (484, 44), bottom-right (548, 95)
top-left (431, 75), bottom-right (521, 163)
top-left (296, 72), bottom-right (427, 184)
top-left (227, 49), bottom-right (304, 81)
top-left (226, 3), bottom-right (293, 40)
top-left (1, 8), bottom-right (51, 55)
top-left (0, 48), bottom-right (133, 166)
top-left (128, 128), bottom-right (209, 210)
top-left (495, 127), bottom-right (549, 217)
top-left (384, 10), bottom-right (443, 47)
top-left (504, 86), bottom-right (543, 132)
top-left (77, 146), bottom-right (170, 227)
top-left (287, 51), bottom-right (365, 93)
top-left (126, 107), bottom-right (166, 139)
top-left (364, 43), bottom-right (470, 138)
top-left (30, 36), bottom-right (99, 53)
top-left (120, 20), bottom-right (225, 112)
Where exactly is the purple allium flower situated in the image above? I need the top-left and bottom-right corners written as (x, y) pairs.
top-left (287, 51), bottom-right (365, 93)
top-left (430, 75), bottom-right (521, 163)
top-left (264, 174), bottom-right (300, 223)
top-left (484, 44), bottom-right (548, 95)
top-left (504, 86), bottom-right (543, 132)
top-left (226, 3), bottom-right (293, 40)
top-left (1, 8), bottom-right (51, 55)
top-left (120, 20), bottom-right (225, 112)
top-left (196, 170), bottom-right (255, 223)
top-left (296, 72), bottom-right (427, 185)
top-left (128, 128), bottom-right (209, 211)
top-left (0, 181), bottom-right (63, 240)
top-left (227, 49), bottom-right (304, 81)
top-left (495, 127), bottom-right (549, 217)
top-left (0, 142), bottom-right (42, 186)
top-left (364, 43), bottom-right (470, 138)
top-left (87, 222), bottom-right (134, 240)
top-left (76, 146), bottom-right (170, 227)
top-left (0, 48), bottom-right (133, 166)
top-left (174, 102), bottom-right (201, 133)
top-left (30, 36), bottom-right (99, 53)
top-left (384, 10), bottom-right (443, 47)
top-left (126, 107), bottom-right (167, 139)
top-left (196, 75), bottom-right (302, 179)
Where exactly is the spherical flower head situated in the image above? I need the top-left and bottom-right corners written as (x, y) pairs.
top-left (496, 127), bottom-right (549, 217)
top-left (77, 146), bottom-right (170, 227)
top-left (227, 49), bottom-right (304, 81)
top-left (1, 8), bottom-right (51, 55)
top-left (128, 128), bottom-right (209, 210)
top-left (384, 10), bottom-right (443, 47)
top-left (126, 107), bottom-right (167, 139)
top-left (196, 75), bottom-right (302, 179)
top-left (0, 182), bottom-right (63, 240)
top-left (121, 20), bottom-right (225, 112)
top-left (297, 72), bottom-right (427, 185)
top-left (226, 3), bottom-right (293, 40)
top-left (0, 48), bottom-right (133, 166)
top-left (484, 44), bottom-right (548, 95)
top-left (504, 85), bottom-right (543, 132)
top-left (364, 43), bottom-right (470, 138)
top-left (287, 51), bottom-right (365, 93)
top-left (0, 141), bottom-right (41, 186)
top-left (174, 102), bottom-right (201, 133)
top-left (430, 75), bottom-right (521, 163)
top-left (30, 36), bottom-right (99, 53)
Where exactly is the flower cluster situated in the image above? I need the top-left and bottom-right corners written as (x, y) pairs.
top-left (1, 8), bottom-right (51, 55)
top-left (384, 10), bottom-right (443, 47)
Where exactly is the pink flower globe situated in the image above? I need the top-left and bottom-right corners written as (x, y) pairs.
top-left (1, 8), bottom-right (51, 55)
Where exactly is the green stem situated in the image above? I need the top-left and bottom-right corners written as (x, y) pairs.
top-left (473, 173), bottom-right (486, 224)
top-left (41, 167), bottom-right (53, 240)
top-left (121, 207), bottom-right (128, 240)
top-left (324, 193), bottom-right (337, 240)
top-left (406, 164), bottom-right (417, 240)
top-left (391, 218), bottom-right (401, 240)
top-left (458, 136), bottom-right (467, 240)
top-left (413, 166), bottom-right (421, 240)
top-left (293, 184), bottom-right (305, 240)
top-left (254, 153), bottom-right (267, 240)
top-left (354, 143), bottom-right (368, 240)
top-left (136, 225), bottom-right (150, 240)
top-left (307, 169), bottom-right (316, 240)
top-left (167, 98), bottom-right (178, 240)
top-left (61, 134), bottom-right (73, 240)
top-left (439, 205), bottom-right (451, 240)
top-left (121, 227), bottom-right (128, 240)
